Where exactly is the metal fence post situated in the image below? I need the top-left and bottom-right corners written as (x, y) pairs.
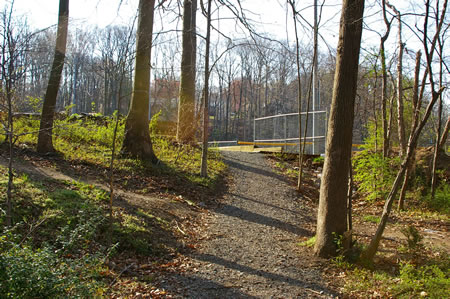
top-left (284, 115), bottom-right (287, 152)
top-left (253, 118), bottom-right (256, 146)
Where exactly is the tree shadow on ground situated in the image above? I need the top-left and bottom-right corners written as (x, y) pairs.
top-left (160, 273), bottom-right (259, 298)
top-left (222, 155), bottom-right (291, 184)
top-left (216, 203), bottom-right (311, 236)
top-left (194, 253), bottom-right (334, 294)
top-left (161, 253), bottom-right (335, 297)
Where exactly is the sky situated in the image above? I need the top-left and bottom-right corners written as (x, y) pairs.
top-left (5, 0), bottom-right (342, 46)
top-left (5, 0), bottom-right (429, 60)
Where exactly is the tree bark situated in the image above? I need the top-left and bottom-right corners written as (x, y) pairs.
top-left (121, 0), bottom-right (157, 163)
top-left (177, 0), bottom-right (197, 143)
top-left (37, 0), bottom-right (69, 153)
top-left (431, 31), bottom-right (444, 199)
top-left (314, 0), bottom-right (365, 258)
top-left (287, 0), bottom-right (304, 190)
top-left (200, 0), bottom-right (212, 177)
top-left (380, 0), bottom-right (392, 158)
top-left (398, 51), bottom-right (421, 210)
top-left (394, 7), bottom-right (406, 156)
top-left (438, 116), bottom-right (449, 149)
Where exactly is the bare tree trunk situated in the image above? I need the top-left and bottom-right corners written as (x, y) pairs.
top-left (398, 51), bottom-right (421, 210)
top-left (347, 159), bottom-right (353, 232)
top-left (393, 6), bottom-right (406, 156)
top-left (177, 0), bottom-right (197, 143)
top-left (439, 116), bottom-right (449, 149)
top-left (380, 0), bottom-right (392, 158)
top-left (6, 67), bottom-right (14, 227)
top-left (200, 0), bottom-right (212, 177)
top-left (431, 29), bottom-right (444, 199)
top-left (314, 0), bottom-right (365, 258)
top-left (37, 0), bottom-right (69, 153)
top-left (121, 0), bottom-right (157, 162)
top-left (287, 0), bottom-right (304, 190)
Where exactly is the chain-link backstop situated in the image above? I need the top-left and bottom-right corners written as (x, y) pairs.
top-left (254, 111), bottom-right (327, 155)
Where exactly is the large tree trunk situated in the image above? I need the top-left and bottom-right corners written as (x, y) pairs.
top-left (121, 0), bottom-right (157, 163)
top-left (37, 0), bottom-right (69, 153)
top-left (177, 0), bottom-right (197, 143)
top-left (314, 0), bottom-right (365, 258)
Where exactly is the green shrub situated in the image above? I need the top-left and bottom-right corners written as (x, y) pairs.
top-left (425, 181), bottom-right (450, 214)
top-left (392, 262), bottom-right (450, 298)
top-left (353, 150), bottom-right (400, 201)
top-left (0, 223), bottom-right (109, 298)
top-left (312, 156), bottom-right (324, 164)
top-left (363, 215), bottom-right (380, 224)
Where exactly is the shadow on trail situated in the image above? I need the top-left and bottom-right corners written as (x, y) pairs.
top-left (228, 192), bottom-right (298, 215)
top-left (216, 203), bottom-right (310, 236)
top-left (194, 253), bottom-right (333, 296)
top-left (222, 156), bottom-right (290, 184)
top-left (161, 274), bottom-right (258, 299)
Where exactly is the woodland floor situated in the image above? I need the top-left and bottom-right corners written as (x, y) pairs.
top-left (2, 147), bottom-right (448, 298)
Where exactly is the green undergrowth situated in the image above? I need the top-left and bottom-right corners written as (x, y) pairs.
top-left (0, 165), bottom-right (180, 297)
top-left (342, 255), bottom-right (450, 298)
top-left (336, 225), bottom-right (450, 298)
top-left (0, 113), bottom-right (226, 296)
top-left (6, 114), bottom-right (226, 189)
top-left (270, 153), bottom-right (298, 179)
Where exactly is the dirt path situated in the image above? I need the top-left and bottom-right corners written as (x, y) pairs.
top-left (161, 152), bottom-right (337, 298)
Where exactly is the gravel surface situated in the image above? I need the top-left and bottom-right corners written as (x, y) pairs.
top-left (162, 151), bottom-right (337, 298)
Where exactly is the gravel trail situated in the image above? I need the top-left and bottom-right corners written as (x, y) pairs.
top-left (162, 151), bottom-right (336, 298)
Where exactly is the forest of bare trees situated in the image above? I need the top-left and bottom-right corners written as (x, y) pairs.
top-left (2, 1), bottom-right (447, 148)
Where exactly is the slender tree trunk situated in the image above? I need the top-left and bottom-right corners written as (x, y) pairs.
top-left (438, 116), bottom-right (449, 149)
top-left (289, 0), bottom-right (303, 190)
top-left (380, 0), bottom-right (392, 158)
top-left (121, 0), bottom-right (157, 162)
top-left (177, 0), bottom-right (197, 143)
top-left (398, 51), bottom-right (421, 210)
top-left (347, 159), bottom-right (353, 232)
top-left (6, 79), bottom-right (13, 227)
top-left (314, 0), bottom-right (365, 258)
top-left (394, 7), bottom-right (406, 156)
top-left (200, 0), bottom-right (212, 177)
top-left (37, 0), bottom-right (69, 153)
top-left (431, 32), bottom-right (444, 199)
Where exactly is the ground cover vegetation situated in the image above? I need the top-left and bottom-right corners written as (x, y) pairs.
top-left (0, 113), bottom-right (226, 297)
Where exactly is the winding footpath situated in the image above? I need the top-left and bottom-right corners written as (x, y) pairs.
top-left (162, 151), bottom-right (337, 298)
